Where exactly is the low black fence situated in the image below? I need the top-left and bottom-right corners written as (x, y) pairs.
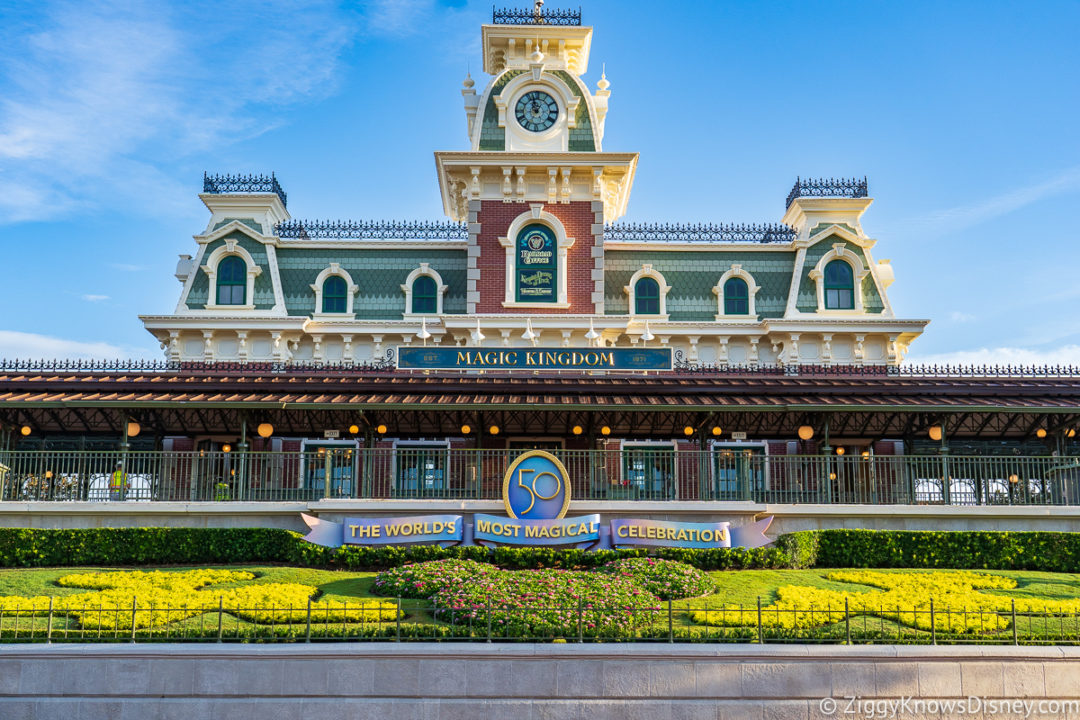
top-left (2, 599), bottom-right (1077, 645)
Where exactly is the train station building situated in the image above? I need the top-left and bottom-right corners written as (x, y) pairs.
top-left (1, 7), bottom-right (1079, 534)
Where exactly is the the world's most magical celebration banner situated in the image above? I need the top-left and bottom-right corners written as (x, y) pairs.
top-left (300, 451), bottom-right (773, 551)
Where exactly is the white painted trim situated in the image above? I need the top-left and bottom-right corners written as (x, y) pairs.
top-left (712, 265), bottom-right (761, 321)
top-left (495, 72), bottom-right (581, 153)
top-left (310, 263), bottom-right (359, 318)
top-left (624, 264), bottom-right (670, 320)
top-left (401, 263), bottom-right (448, 317)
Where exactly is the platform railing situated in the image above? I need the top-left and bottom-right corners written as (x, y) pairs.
top-left (0, 449), bottom-right (1076, 506)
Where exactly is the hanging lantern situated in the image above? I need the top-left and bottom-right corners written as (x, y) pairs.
top-left (348, 424), bottom-right (360, 435)
top-left (572, 425), bottom-right (583, 435)
top-left (19, 425), bottom-right (31, 436)
top-left (489, 425), bottom-right (500, 435)
top-left (828, 472), bottom-right (837, 481)
top-left (683, 426), bottom-right (694, 437)
top-left (126, 421), bottom-right (141, 438)
top-left (836, 447), bottom-right (845, 456)
top-left (257, 423), bottom-right (274, 438)
top-left (1036, 428), bottom-right (1048, 439)
top-left (711, 426), bottom-right (722, 436)
top-left (928, 425), bottom-right (943, 442)
top-left (460, 424), bottom-right (471, 435)
top-left (1069, 429), bottom-right (1077, 439)
top-left (1009, 473), bottom-right (1020, 484)
top-left (797, 426), bottom-right (813, 441)
top-left (861, 450), bottom-right (870, 459)
top-left (600, 426), bottom-right (611, 436)
top-left (376, 424), bottom-right (387, 434)
top-left (222, 444), bottom-right (232, 453)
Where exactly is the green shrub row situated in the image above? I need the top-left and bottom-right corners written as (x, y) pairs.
top-left (778, 529), bottom-right (1080, 572)
top-left (0, 527), bottom-right (788, 571)
top-left (2, 527), bottom-right (1078, 573)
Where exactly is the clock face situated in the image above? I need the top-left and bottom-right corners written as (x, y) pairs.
top-left (515, 91), bottom-right (559, 132)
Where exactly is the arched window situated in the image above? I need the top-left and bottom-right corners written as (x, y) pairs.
top-left (412, 275), bottom-right (437, 314)
top-left (824, 260), bottom-right (855, 310)
top-left (322, 275), bottom-right (348, 314)
top-left (216, 256), bottom-right (246, 305)
top-left (634, 277), bottom-right (661, 315)
top-left (724, 277), bottom-right (749, 315)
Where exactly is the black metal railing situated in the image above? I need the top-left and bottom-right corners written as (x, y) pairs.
top-left (203, 172), bottom-right (287, 207)
top-left (275, 219), bottom-right (468, 240)
top-left (1, 597), bottom-right (1075, 645)
top-left (6, 358), bottom-right (1080, 379)
top-left (785, 176), bottom-right (868, 209)
top-left (1, 450), bottom-right (1077, 506)
top-left (492, 5), bottom-right (582, 25)
top-left (604, 222), bottom-right (797, 244)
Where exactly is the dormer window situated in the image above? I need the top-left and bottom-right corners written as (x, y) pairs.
top-left (216, 256), bottom-right (246, 305)
top-left (723, 278), bottom-right (749, 315)
top-left (824, 260), bottom-right (855, 310)
top-left (412, 275), bottom-right (437, 314)
top-left (322, 276), bottom-right (348, 314)
top-left (634, 277), bottom-right (661, 315)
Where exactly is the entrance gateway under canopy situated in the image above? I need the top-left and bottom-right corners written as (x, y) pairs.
top-left (1, 5), bottom-right (1079, 519)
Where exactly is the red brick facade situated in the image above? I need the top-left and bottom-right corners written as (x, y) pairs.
top-left (475, 200), bottom-right (597, 314)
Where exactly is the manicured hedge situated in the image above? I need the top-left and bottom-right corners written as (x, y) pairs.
top-left (778, 529), bottom-right (1080, 572)
top-left (0, 527), bottom-right (789, 571)
top-left (3, 527), bottom-right (1078, 573)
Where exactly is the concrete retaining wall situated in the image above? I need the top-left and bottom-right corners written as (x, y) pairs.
top-left (3, 499), bottom-right (1080, 534)
top-left (1, 643), bottom-right (1079, 719)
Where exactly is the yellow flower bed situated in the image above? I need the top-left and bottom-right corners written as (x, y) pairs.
top-left (0, 569), bottom-right (398, 630)
top-left (691, 570), bottom-right (1080, 632)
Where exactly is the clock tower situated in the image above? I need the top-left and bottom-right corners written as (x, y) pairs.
top-left (435, 7), bottom-right (637, 316)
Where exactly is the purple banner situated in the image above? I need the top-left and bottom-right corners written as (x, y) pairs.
top-left (300, 513), bottom-right (463, 547)
top-left (473, 513), bottom-right (601, 546)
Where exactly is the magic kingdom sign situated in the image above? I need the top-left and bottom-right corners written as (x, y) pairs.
top-left (301, 450), bottom-right (772, 551)
top-left (396, 346), bottom-right (672, 371)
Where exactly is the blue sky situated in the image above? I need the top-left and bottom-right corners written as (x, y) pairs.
top-left (1, 0), bottom-right (1079, 364)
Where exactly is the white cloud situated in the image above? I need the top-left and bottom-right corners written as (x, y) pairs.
top-left (908, 165), bottom-right (1080, 236)
top-left (907, 344), bottom-right (1080, 367)
top-left (0, 1), bottom-right (356, 223)
top-left (363, 0), bottom-right (437, 36)
top-left (948, 311), bottom-right (975, 322)
top-left (81, 294), bottom-right (109, 302)
top-left (110, 263), bottom-right (146, 272)
top-left (0, 330), bottom-right (156, 360)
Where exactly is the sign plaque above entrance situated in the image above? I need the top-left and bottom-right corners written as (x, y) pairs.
top-left (396, 346), bottom-right (672, 371)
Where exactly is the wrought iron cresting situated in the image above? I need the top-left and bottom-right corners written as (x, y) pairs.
top-left (785, 177), bottom-right (868, 209)
top-left (203, 173), bottom-right (287, 208)
top-left (492, 5), bottom-right (582, 25)
top-left (604, 222), bottom-right (797, 244)
top-left (275, 219), bottom-right (468, 241)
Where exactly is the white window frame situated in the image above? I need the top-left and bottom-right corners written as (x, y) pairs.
top-left (499, 205), bottom-right (575, 309)
top-left (202, 240), bottom-right (262, 311)
top-left (310, 263), bottom-right (359, 319)
top-left (709, 440), bottom-right (770, 491)
top-left (712, 264), bottom-right (761, 321)
top-left (618, 439), bottom-right (678, 490)
top-left (624, 265), bottom-right (670, 320)
top-left (391, 438), bottom-right (452, 495)
top-left (401, 263), bottom-right (448, 317)
top-left (808, 243), bottom-right (869, 314)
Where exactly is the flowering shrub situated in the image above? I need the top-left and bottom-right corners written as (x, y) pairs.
top-left (0, 568), bottom-right (397, 629)
top-left (691, 570), bottom-right (1080, 633)
top-left (372, 557), bottom-right (720, 636)
top-left (372, 559), bottom-right (493, 599)
top-left (599, 557), bottom-right (715, 600)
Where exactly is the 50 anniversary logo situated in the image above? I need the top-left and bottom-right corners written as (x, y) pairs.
top-left (300, 451), bottom-right (773, 550)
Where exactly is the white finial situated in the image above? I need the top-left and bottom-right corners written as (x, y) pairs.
top-left (530, 41), bottom-right (544, 64)
top-left (597, 68), bottom-right (610, 92)
top-left (463, 71), bottom-right (474, 89)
